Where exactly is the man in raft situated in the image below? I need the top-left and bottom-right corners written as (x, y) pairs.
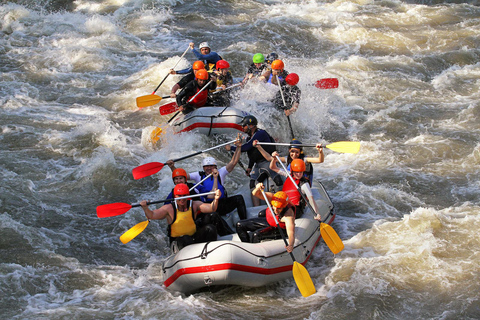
top-left (176, 68), bottom-right (216, 114)
top-left (140, 184), bottom-right (222, 253)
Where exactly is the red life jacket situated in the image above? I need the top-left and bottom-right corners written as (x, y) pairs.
top-left (282, 177), bottom-right (301, 206)
top-left (266, 205), bottom-right (295, 229)
top-left (189, 86), bottom-right (209, 108)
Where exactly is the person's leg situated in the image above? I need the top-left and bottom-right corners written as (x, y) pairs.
top-left (251, 226), bottom-right (277, 243)
top-left (236, 217), bottom-right (268, 242)
top-left (194, 224), bottom-right (217, 243)
top-left (216, 196), bottom-right (247, 220)
top-left (203, 212), bottom-right (234, 236)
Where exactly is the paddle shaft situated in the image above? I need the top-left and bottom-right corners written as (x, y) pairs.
top-left (152, 46), bottom-right (190, 94)
top-left (261, 190), bottom-right (297, 261)
top-left (211, 82), bottom-right (242, 95)
top-left (131, 191), bottom-right (215, 208)
top-left (258, 142), bottom-right (320, 148)
top-left (172, 139), bottom-right (237, 162)
top-left (277, 75), bottom-right (295, 140)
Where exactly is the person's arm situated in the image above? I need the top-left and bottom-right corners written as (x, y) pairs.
top-left (251, 183), bottom-right (273, 202)
top-left (259, 69), bottom-right (270, 82)
top-left (170, 83), bottom-right (181, 98)
top-left (175, 67), bottom-right (192, 75)
top-left (253, 140), bottom-right (272, 162)
top-left (305, 144), bottom-right (324, 164)
top-left (269, 154), bottom-right (281, 173)
top-left (205, 169), bottom-right (219, 199)
top-left (225, 134), bottom-right (242, 172)
top-left (198, 189), bottom-right (222, 213)
top-left (140, 201), bottom-right (171, 221)
top-left (283, 212), bottom-right (295, 253)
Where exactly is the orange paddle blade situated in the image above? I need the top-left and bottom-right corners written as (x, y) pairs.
top-left (132, 162), bottom-right (165, 180)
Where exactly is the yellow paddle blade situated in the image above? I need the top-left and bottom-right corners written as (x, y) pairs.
top-left (136, 94), bottom-right (162, 108)
top-left (150, 126), bottom-right (163, 143)
top-left (320, 223), bottom-right (344, 254)
top-left (325, 141), bottom-right (360, 154)
top-left (292, 261), bottom-right (316, 297)
top-left (120, 220), bottom-right (149, 244)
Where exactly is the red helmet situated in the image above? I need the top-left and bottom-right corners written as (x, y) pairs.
top-left (192, 61), bottom-right (205, 70)
top-left (216, 60), bottom-right (230, 69)
top-left (173, 183), bottom-right (190, 196)
top-left (290, 159), bottom-right (306, 172)
top-left (271, 191), bottom-right (288, 208)
top-left (285, 73), bottom-right (299, 86)
top-left (196, 69), bottom-right (209, 80)
top-left (271, 59), bottom-right (284, 70)
top-left (172, 168), bottom-right (187, 180)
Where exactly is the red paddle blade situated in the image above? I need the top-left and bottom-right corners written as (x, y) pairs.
top-left (159, 102), bottom-right (179, 115)
top-left (132, 162), bottom-right (165, 180)
top-left (97, 202), bottom-right (133, 218)
top-left (315, 78), bottom-right (339, 89)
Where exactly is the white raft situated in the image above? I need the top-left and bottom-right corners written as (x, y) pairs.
top-left (161, 180), bottom-right (335, 293)
top-left (169, 106), bottom-right (251, 136)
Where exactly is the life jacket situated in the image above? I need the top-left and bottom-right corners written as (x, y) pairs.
top-left (282, 176), bottom-right (309, 208)
top-left (266, 204), bottom-right (295, 229)
top-left (189, 85), bottom-right (209, 108)
top-left (198, 171), bottom-right (227, 202)
top-left (169, 200), bottom-right (196, 238)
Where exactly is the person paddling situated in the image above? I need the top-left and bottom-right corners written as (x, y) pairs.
top-left (242, 53), bottom-right (267, 84)
top-left (261, 59), bottom-right (289, 85)
top-left (176, 69), bottom-right (216, 114)
top-left (273, 73), bottom-right (301, 116)
top-left (190, 42), bottom-right (222, 72)
top-left (236, 186), bottom-right (296, 253)
top-left (210, 60), bottom-right (234, 106)
top-left (140, 184), bottom-right (222, 253)
top-left (169, 60), bottom-right (206, 98)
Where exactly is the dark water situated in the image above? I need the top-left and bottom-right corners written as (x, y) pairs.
top-left (1, 0), bottom-right (480, 319)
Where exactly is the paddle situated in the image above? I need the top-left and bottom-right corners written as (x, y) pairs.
top-left (275, 155), bottom-right (344, 254)
top-left (158, 82), bottom-right (242, 116)
top-left (136, 46), bottom-right (190, 108)
top-left (260, 189), bottom-right (316, 297)
top-left (137, 95), bottom-right (170, 109)
top-left (118, 188), bottom-right (214, 244)
top-left (314, 78), bottom-right (338, 89)
top-left (132, 139), bottom-right (237, 179)
top-left (276, 74), bottom-right (295, 140)
top-left (97, 191), bottom-right (214, 219)
top-left (257, 141), bottom-right (361, 154)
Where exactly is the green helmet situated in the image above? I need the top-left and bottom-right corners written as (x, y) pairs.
top-left (252, 53), bottom-right (265, 64)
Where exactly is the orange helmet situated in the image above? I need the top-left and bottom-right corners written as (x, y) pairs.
top-left (174, 183), bottom-right (190, 196)
top-left (216, 60), bottom-right (230, 69)
top-left (192, 61), bottom-right (205, 70)
top-left (271, 191), bottom-right (288, 208)
top-left (172, 168), bottom-right (187, 180)
top-left (271, 59), bottom-right (284, 70)
top-left (196, 69), bottom-right (209, 80)
top-left (290, 159), bottom-right (306, 172)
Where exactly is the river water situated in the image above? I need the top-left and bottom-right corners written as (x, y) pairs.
top-left (1, 0), bottom-right (480, 319)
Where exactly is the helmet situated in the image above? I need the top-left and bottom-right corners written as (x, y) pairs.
top-left (174, 183), bottom-right (190, 196)
top-left (238, 115), bottom-right (258, 126)
top-left (172, 168), bottom-right (187, 180)
top-left (202, 157), bottom-right (217, 167)
top-left (290, 159), bottom-right (306, 172)
top-left (289, 139), bottom-right (303, 151)
top-left (253, 53), bottom-right (265, 64)
top-left (196, 69), bottom-right (209, 80)
top-left (271, 191), bottom-right (288, 208)
top-left (216, 60), bottom-right (230, 69)
top-left (199, 42), bottom-right (210, 49)
top-left (192, 60), bottom-right (205, 70)
top-left (271, 59), bottom-right (284, 70)
top-left (285, 73), bottom-right (299, 86)
top-left (266, 52), bottom-right (279, 63)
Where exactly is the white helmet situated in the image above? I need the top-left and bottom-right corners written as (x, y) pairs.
top-left (199, 42), bottom-right (210, 49)
top-left (202, 157), bottom-right (217, 167)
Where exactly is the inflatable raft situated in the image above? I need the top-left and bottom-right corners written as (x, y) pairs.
top-left (169, 106), bottom-right (251, 136)
top-left (161, 180), bottom-right (335, 293)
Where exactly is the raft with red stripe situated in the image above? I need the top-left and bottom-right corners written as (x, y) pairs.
top-left (161, 180), bottom-right (335, 293)
top-left (169, 106), bottom-right (251, 136)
